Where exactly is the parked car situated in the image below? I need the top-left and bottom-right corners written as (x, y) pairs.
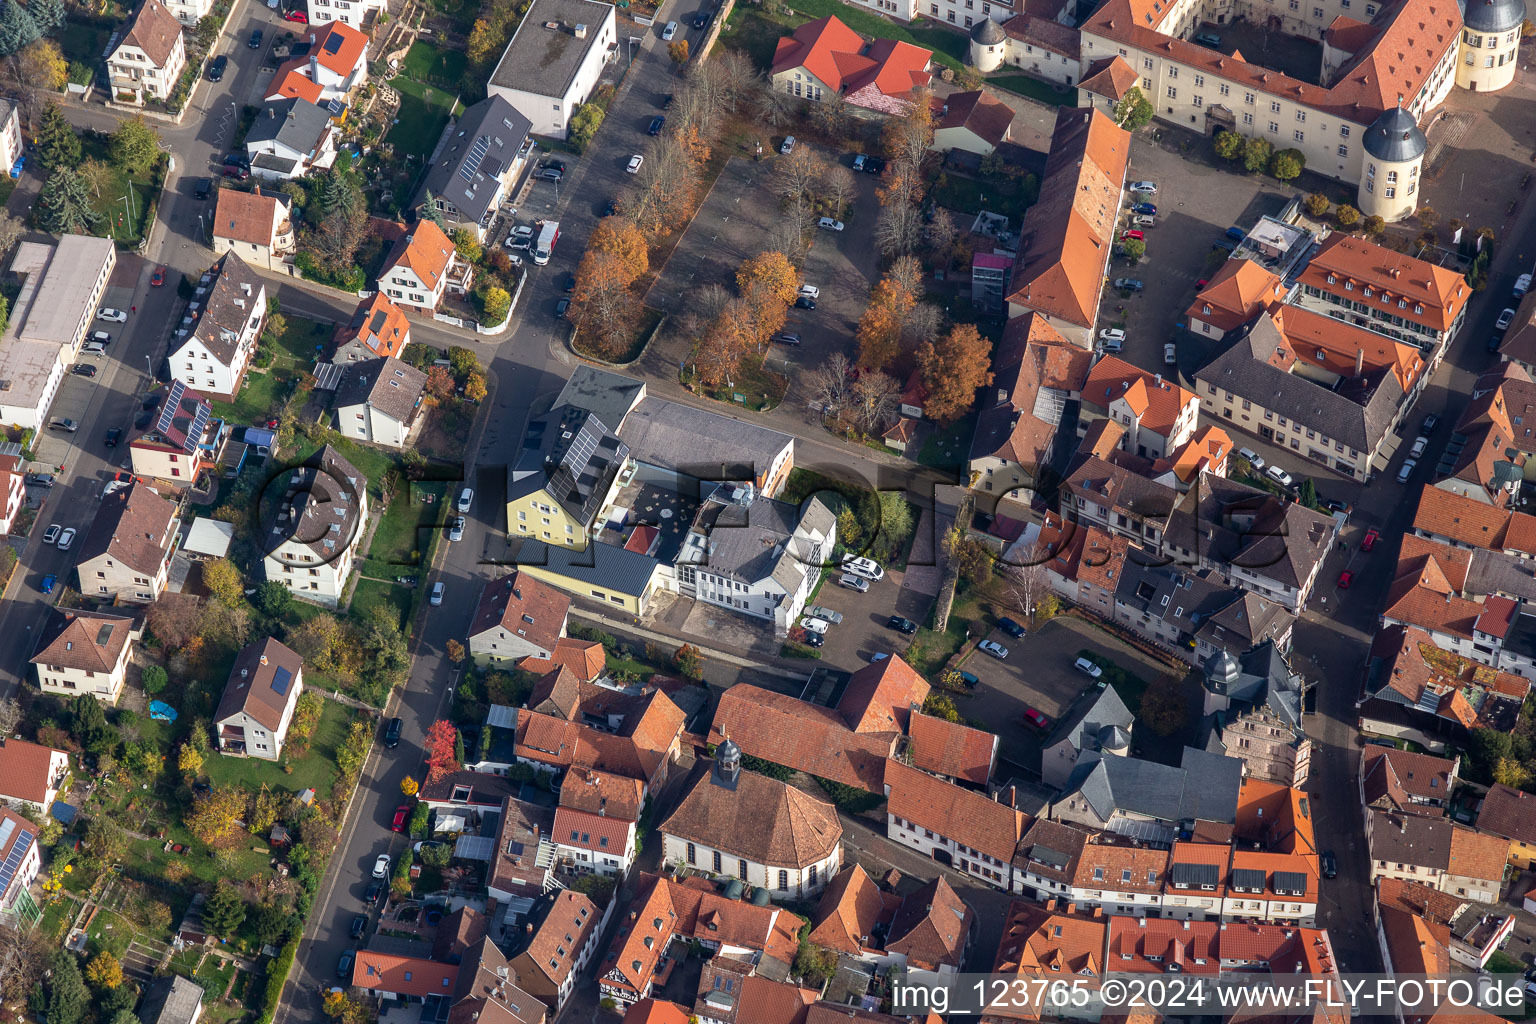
top-left (1497, 307), bottom-right (1517, 331)
top-left (105, 428), bottom-right (122, 447)
top-left (1128, 180), bottom-right (1158, 193)
top-left (996, 617), bottom-right (1026, 639)
top-left (1362, 527), bottom-right (1380, 551)
top-left (1113, 278), bottom-right (1143, 291)
top-left (507, 225), bottom-right (534, 249)
top-left (626, 155), bottom-right (643, 174)
top-left (336, 950), bottom-right (355, 979)
top-left (207, 54), bottom-right (227, 80)
top-left (457, 488), bottom-right (474, 512)
top-left (555, 297), bottom-right (571, 319)
top-left (817, 217), bottom-right (844, 232)
top-left (802, 617), bottom-right (830, 635)
top-left (1131, 202), bottom-right (1157, 216)
top-left (97, 308), bottom-right (127, 323)
top-left (841, 555), bottom-right (884, 580)
top-left (350, 915), bottom-right (367, 940)
top-left (977, 640), bottom-right (1009, 659)
top-left (1397, 458), bottom-right (1418, 483)
top-left (25, 473), bottom-right (53, 487)
top-left (1237, 446), bottom-right (1266, 472)
top-left (193, 177), bottom-right (212, 199)
top-left (39, 575), bottom-right (55, 595)
top-left (1120, 229), bottom-right (1144, 241)
top-left (772, 332), bottom-right (800, 345)
top-left (1338, 570), bottom-right (1353, 589)
top-left (284, 8), bottom-right (308, 21)
top-left (1321, 498), bottom-right (1353, 516)
top-left (89, 331), bottom-right (111, 346)
top-left (648, 116), bottom-right (665, 136)
top-left (1213, 237), bottom-right (1237, 252)
top-left (837, 573), bottom-right (869, 593)
top-left (1073, 656), bottom-right (1103, 679)
top-left (803, 632), bottom-right (824, 648)
top-left (852, 155), bottom-right (884, 174)
top-left (248, 28), bottom-right (263, 47)
top-left (886, 615), bottom-right (917, 634)
top-left (795, 295), bottom-right (816, 310)
top-left (1225, 226), bottom-right (1246, 242)
top-left (1098, 328), bottom-right (1126, 344)
top-left (448, 516), bottom-right (466, 541)
top-left (83, 341), bottom-right (107, 356)
top-left (150, 267), bottom-right (166, 287)
top-left (1193, 30), bottom-right (1222, 45)
top-left (661, 19), bottom-right (678, 38)
top-left (1488, 333), bottom-right (1504, 353)
top-left (1320, 850), bottom-right (1338, 879)
top-left (1266, 464), bottom-right (1294, 488)
top-left (391, 805), bottom-right (410, 832)
top-left (953, 670), bottom-right (980, 688)
top-left (1132, 214), bottom-right (1155, 227)
top-left (222, 163), bottom-right (250, 180)
top-left (1409, 435), bottom-right (1430, 458)
top-left (537, 167), bottom-right (563, 181)
top-left (41, 525), bottom-right (60, 545)
top-left (1421, 413), bottom-right (1439, 434)
top-left (1516, 273), bottom-right (1532, 299)
top-left (692, 11), bottom-right (709, 27)
top-left (803, 605), bottom-right (842, 625)
top-left (363, 879), bottom-right (383, 905)
top-left (430, 581), bottom-right (444, 606)
top-left (1163, 342), bottom-right (1177, 365)
top-left (1021, 707), bottom-right (1052, 730)
top-left (372, 854), bottom-right (391, 879)
top-left (384, 717), bottom-right (403, 747)
top-left (57, 528), bottom-right (74, 550)
top-left (72, 364), bottom-right (95, 377)
top-left (779, 136), bottom-right (795, 155)
top-left (50, 418), bottom-right (77, 432)
top-left (798, 285), bottom-right (820, 300)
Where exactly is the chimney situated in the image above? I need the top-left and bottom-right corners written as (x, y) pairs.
top-left (310, 54), bottom-right (319, 81)
top-left (574, 22), bottom-right (588, 37)
top-left (260, 655), bottom-right (269, 666)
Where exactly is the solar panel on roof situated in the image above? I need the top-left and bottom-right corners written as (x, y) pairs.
top-left (368, 309), bottom-right (388, 334)
top-left (95, 624), bottom-right (114, 647)
top-left (271, 666), bottom-right (292, 696)
top-left (158, 380), bottom-right (187, 434)
top-left (1170, 862), bottom-right (1220, 887)
top-left (458, 135), bottom-right (490, 182)
top-left (0, 829), bottom-right (31, 897)
top-left (1231, 868), bottom-right (1265, 891)
top-left (185, 401), bottom-right (211, 454)
top-left (1273, 871), bottom-right (1308, 895)
top-left (323, 33), bottom-right (343, 53)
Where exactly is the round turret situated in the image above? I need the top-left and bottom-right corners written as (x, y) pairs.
top-left (1098, 724), bottom-right (1132, 757)
top-left (1204, 649), bottom-right (1241, 691)
top-left (1461, 0), bottom-right (1524, 33)
top-left (970, 18), bottom-right (1006, 72)
top-left (1456, 0), bottom-right (1525, 93)
top-left (1362, 107), bottom-right (1428, 162)
top-left (1358, 106), bottom-right (1426, 223)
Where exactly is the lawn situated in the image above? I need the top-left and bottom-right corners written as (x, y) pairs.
top-left (719, 8), bottom-right (792, 70)
top-left (350, 576), bottom-right (411, 631)
top-left (59, 18), bottom-right (111, 68)
top-left (989, 74), bottom-right (1078, 107)
top-left (289, 435), bottom-right (400, 495)
top-left (365, 480), bottom-right (449, 569)
top-left (209, 369), bottom-right (288, 427)
top-left (209, 314), bottom-right (330, 425)
top-left (387, 77), bottom-right (456, 160)
top-left (203, 699), bottom-right (352, 796)
top-left (79, 134), bottom-right (159, 246)
top-left (400, 41), bottom-right (468, 86)
top-left (916, 413), bottom-right (975, 472)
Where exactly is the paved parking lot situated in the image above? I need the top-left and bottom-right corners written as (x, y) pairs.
top-left (799, 570), bottom-right (918, 670)
top-left (967, 614), bottom-right (1174, 772)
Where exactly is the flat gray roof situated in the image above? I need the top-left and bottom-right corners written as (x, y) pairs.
top-left (14, 235), bottom-right (114, 347)
top-left (618, 397), bottom-right (793, 482)
top-left (490, 0), bottom-right (614, 100)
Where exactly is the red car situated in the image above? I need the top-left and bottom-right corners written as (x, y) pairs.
top-left (1196, 278), bottom-right (1209, 288)
top-left (1362, 527), bottom-right (1380, 552)
top-left (390, 805), bottom-right (409, 832)
top-left (1338, 571), bottom-right (1353, 589)
top-left (1021, 707), bottom-right (1052, 731)
top-left (1121, 229), bottom-right (1145, 241)
top-left (284, 8), bottom-right (307, 20)
top-left (150, 266), bottom-right (165, 287)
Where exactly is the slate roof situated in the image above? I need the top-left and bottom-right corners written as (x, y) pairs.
top-left (659, 765), bottom-right (842, 869)
top-left (1042, 684), bottom-right (1134, 757)
top-left (118, 0), bottom-right (183, 67)
top-left (246, 97), bottom-right (333, 154)
top-left (686, 496), bottom-right (832, 589)
top-left (263, 444), bottom-right (366, 561)
top-left (422, 96), bottom-right (531, 226)
top-left (138, 975), bottom-right (204, 1024)
top-left (332, 357), bottom-right (426, 425)
top-left (884, 759), bottom-right (1028, 863)
top-left (511, 404), bottom-right (628, 528)
top-left (554, 366), bottom-right (646, 433)
top-left (1164, 474), bottom-right (1336, 591)
top-left (516, 541), bottom-right (658, 599)
top-left (906, 713), bottom-right (996, 784)
top-left (1004, 107), bottom-right (1130, 327)
top-left (78, 481), bottom-right (177, 576)
top-left (469, 570), bottom-right (570, 651)
top-left (884, 875), bottom-right (972, 972)
top-left (31, 609), bottom-right (136, 674)
top-left (215, 637), bottom-right (304, 733)
top-left (178, 251), bottom-right (264, 366)
top-left (1058, 748), bottom-right (1241, 828)
top-left (490, 0), bottom-right (615, 99)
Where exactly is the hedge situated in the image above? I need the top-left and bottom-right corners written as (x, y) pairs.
top-left (258, 937), bottom-right (301, 1024)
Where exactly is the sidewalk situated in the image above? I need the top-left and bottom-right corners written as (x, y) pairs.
top-left (569, 606), bottom-right (810, 682)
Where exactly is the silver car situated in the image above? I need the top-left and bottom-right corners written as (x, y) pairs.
top-left (978, 640), bottom-right (1009, 659)
top-left (448, 516), bottom-right (465, 542)
top-left (803, 605), bottom-right (843, 625)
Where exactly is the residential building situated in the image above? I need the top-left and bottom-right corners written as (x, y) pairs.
top-left (488, 796), bottom-right (556, 900)
top-left (245, 97), bottom-right (339, 180)
top-left (0, 738), bottom-right (69, 815)
top-left (612, 394), bottom-right (797, 498)
top-left (969, 313), bottom-right (1094, 497)
top-left (1291, 234), bottom-right (1470, 356)
top-left (333, 294), bottom-right (411, 363)
top-left (1185, 260), bottom-right (1287, 342)
top-left (513, 541), bottom-right (664, 616)
top-left (417, 769), bottom-right (521, 816)
top-left (1433, 362), bottom-right (1535, 507)
top-left (260, 444), bottom-right (369, 607)
top-left (1108, 915), bottom-right (1219, 974)
top-left (508, 405), bottom-right (629, 550)
top-left (306, 0), bottom-right (384, 32)
top-left (623, 1002), bottom-right (689, 1024)
top-left (1376, 878), bottom-right (1513, 972)
top-left (1411, 484), bottom-right (1536, 551)
top-left (1117, 564), bottom-right (1296, 671)
top-left (675, 494), bottom-right (835, 637)
top-left (0, 808), bottom-right (39, 927)
top-left (156, 0), bottom-right (211, 26)
top-left (468, 570), bottom-right (571, 666)
top-left (1080, 355), bottom-right (1200, 461)
top-left (1004, 107), bottom-right (1130, 347)
top-left (106, 0), bottom-right (186, 104)
top-left (0, 101), bottom-right (22, 185)
top-left (128, 381), bottom-right (225, 489)
top-left (1039, 685), bottom-right (1134, 790)
top-left (0, 454), bottom-right (22, 536)
top-left (331, 358), bottom-right (427, 449)
top-left (211, 187), bottom-right (295, 272)
top-left (1069, 838), bottom-right (1169, 917)
top-left (709, 657), bottom-right (931, 794)
top-left (1012, 818), bottom-right (1091, 900)
top-left (883, 759), bottom-right (1027, 889)
top-left (1361, 623), bottom-right (1533, 748)
top-left (75, 482), bottom-right (178, 603)
top-left (213, 637), bottom-right (305, 760)
top-left (805, 864), bottom-right (903, 963)
top-left (1200, 644), bottom-right (1310, 786)
top-left (930, 89), bottom-right (1015, 154)
top-left (970, 13), bottom-right (1080, 84)
top-left (906, 713), bottom-right (998, 785)
top-left (1052, 747), bottom-right (1243, 844)
top-left (661, 740), bottom-right (843, 899)
top-left (1367, 813), bottom-right (1507, 902)
top-left (1035, 511), bottom-right (1130, 621)
top-left (769, 16), bottom-right (933, 114)
top-left (884, 875), bottom-right (974, 976)
top-left (268, 22), bottom-right (369, 101)
top-left (988, 899), bottom-right (1107, 986)
top-left (168, 252), bottom-right (267, 402)
top-left (552, 766), bottom-right (643, 876)
top-left (514, 669), bottom-right (686, 792)
top-left (418, 95), bottom-right (534, 239)
top-left (1360, 747), bottom-right (1457, 817)
top-left (1474, 783), bottom-right (1536, 869)
top-left (30, 608), bottom-right (140, 706)
top-left (597, 872), bottom-right (799, 1008)
top-left (1222, 847), bottom-right (1318, 924)
top-left (517, 637), bottom-right (604, 680)
top-left (378, 219), bottom-right (472, 313)
top-left (506, 890), bottom-right (603, 1013)
top-left (137, 976), bottom-right (204, 1024)
top-left (488, 0), bottom-right (618, 137)
top-left (354, 917), bottom-right (545, 1023)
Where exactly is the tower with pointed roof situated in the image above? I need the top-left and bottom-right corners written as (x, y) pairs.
top-left (1456, 0), bottom-right (1526, 93)
top-left (1357, 104), bottom-right (1428, 223)
top-left (969, 18), bottom-right (1007, 72)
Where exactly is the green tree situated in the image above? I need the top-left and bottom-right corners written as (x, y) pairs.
top-left (1303, 192), bottom-right (1331, 217)
top-left (674, 644), bottom-right (704, 681)
top-left (45, 950), bottom-right (88, 1024)
top-left (109, 115), bottom-right (160, 175)
top-left (202, 558), bottom-right (243, 607)
top-left (876, 491), bottom-right (914, 552)
top-left (35, 102), bottom-right (78, 170)
top-left (449, 227), bottom-right (482, 264)
top-left (1111, 86), bottom-right (1153, 130)
top-left (204, 880), bottom-right (247, 938)
top-left (568, 102), bottom-right (604, 154)
top-left (141, 664), bottom-right (168, 694)
top-left (1335, 204), bottom-right (1360, 228)
top-left (84, 953), bottom-right (122, 990)
top-left (1468, 727), bottom-right (1513, 778)
top-left (28, 0), bottom-right (63, 33)
top-left (420, 842), bottom-right (452, 869)
top-left (1242, 136), bottom-right (1272, 174)
top-left (35, 169), bottom-right (100, 235)
top-left (68, 694), bottom-right (111, 753)
top-left (254, 902), bottom-right (292, 946)
top-left (419, 191), bottom-right (444, 227)
top-left (1212, 129), bottom-right (1243, 161)
top-left (1269, 147), bottom-right (1305, 181)
top-left (922, 692), bottom-right (960, 723)
top-left (0, 0), bottom-right (40, 57)
top-left (481, 286), bottom-right (510, 324)
top-left (1363, 214), bottom-right (1386, 236)
top-left (109, 1012), bottom-right (143, 1024)
top-left (254, 580), bottom-right (293, 618)
top-left (1120, 237), bottom-right (1146, 262)
top-left (447, 346), bottom-right (479, 378)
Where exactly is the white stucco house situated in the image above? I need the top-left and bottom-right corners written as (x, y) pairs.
top-left (487, 0), bottom-right (617, 138)
top-left (214, 638), bottom-right (305, 761)
top-left (169, 252), bottom-right (266, 402)
top-left (261, 445), bottom-right (369, 607)
top-left (30, 608), bottom-right (141, 706)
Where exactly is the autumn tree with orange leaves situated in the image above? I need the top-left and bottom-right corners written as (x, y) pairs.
top-left (856, 258), bottom-right (923, 371)
top-left (587, 216), bottom-right (649, 281)
top-left (424, 720), bottom-right (460, 785)
top-left (569, 251), bottom-right (642, 358)
top-left (918, 323), bottom-right (994, 425)
top-left (736, 250), bottom-right (798, 349)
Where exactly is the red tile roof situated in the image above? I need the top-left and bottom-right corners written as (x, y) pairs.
top-left (31, 609), bottom-right (136, 674)
top-left (306, 20), bottom-right (368, 76)
top-left (1297, 234), bottom-right (1470, 334)
top-left (213, 186), bottom-right (287, 248)
top-left (771, 16), bottom-right (932, 102)
top-left (735, 975), bottom-right (818, 1024)
top-left (1234, 779), bottom-right (1316, 855)
top-left (710, 685), bottom-right (897, 793)
top-left (518, 637), bottom-right (605, 681)
top-left (387, 219), bottom-right (456, 289)
top-left (839, 656), bottom-right (930, 734)
top-left (0, 739), bottom-right (65, 805)
top-left (552, 805), bottom-right (632, 856)
top-left (992, 900), bottom-right (1106, 978)
top-left (1108, 916), bottom-right (1220, 974)
top-left (1074, 840), bottom-right (1168, 893)
top-left (1186, 259), bottom-right (1285, 331)
top-left (661, 766), bottom-right (841, 869)
top-left (622, 1001), bottom-right (690, 1024)
top-left (341, 293), bottom-right (411, 359)
top-left (515, 890), bottom-right (599, 991)
top-left (885, 875), bottom-right (973, 972)
top-left (1360, 747), bottom-right (1456, 809)
top-left (268, 65), bottom-right (324, 103)
top-left (935, 90), bottom-right (1015, 147)
top-left (353, 953), bottom-right (459, 997)
top-left (1082, 355), bottom-right (1198, 440)
top-left (1476, 782), bottom-right (1536, 844)
top-left (1447, 824), bottom-right (1509, 881)
top-left (1079, 55), bottom-right (1139, 101)
top-left (559, 765), bottom-right (644, 820)
top-left (906, 713), bottom-right (997, 784)
top-left (807, 864), bottom-right (900, 956)
top-left (884, 759), bottom-right (1028, 863)
top-left (470, 571), bottom-right (570, 653)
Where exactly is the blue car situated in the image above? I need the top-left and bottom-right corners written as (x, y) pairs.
top-left (39, 575), bottom-right (55, 594)
top-left (1131, 202), bottom-right (1156, 216)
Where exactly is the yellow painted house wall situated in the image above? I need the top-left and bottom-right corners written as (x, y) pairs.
top-left (1503, 837), bottom-right (1536, 870)
top-left (508, 491), bottom-right (587, 550)
top-left (514, 563), bottom-right (656, 616)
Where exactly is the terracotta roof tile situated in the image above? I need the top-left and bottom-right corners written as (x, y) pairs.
top-left (1108, 916), bottom-right (1220, 973)
top-left (339, 294), bottom-right (411, 359)
top-left (807, 864), bottom-right (900, 955)
top-left (78, 481), bottom-right (177, 576)
top-left (1235, 779), bottom-right (1316, 855)
top-left (1082, 355), bottom-right (1198, 440)
top-left (885, 875), bottom-right (973, 972)
top-left (884, 759), bottom-right (1027, 863)
top-left (735, 975), bottom-right (818, 1024)
top-left (0, 739), bottom-right (65, 804)
top-left (118, 0), bottom-right (182, 68)
top-left (1013, 818), bottom-right (1091, 882)
top-left (770, 16), bottom-right (931, 102)
top-left (659, 767), bottom-right (842, 869)
top-left (1412, 486), bottom-right (1534, 550)
top-left (31, 609), bottom-right (136, 675)
top-left (935, 89), bottom-right (1015, 146)
top-left (268, 64), bottom-right (325, 103)
top-left (1477, 782), bottom-right (1536, 844)
top-left (1360, 747), bottom-right (1456, 808)
top-left (353, 953), bottom-right (458, 997)
top-left (1379, 904), bottom-right (1451, 975)
top-left (559, 766), bottom-right (644, 820)
top-left (1079, 55), bottom-right (1139, 101)
top-left (1074, 841), bottom-right (1168, 893)
top-left (991, 900), bottom-right (1106, 978)
top-left (839, 657), bottom-right (930, 734)
top-left (518, 638), bottom-right (605, 681)
top-left (212, 187), bottom-right (287, 248)
top-left (306, 21), bottom-right (368, 76)
top-left (1375, 877), bottom-right (1466, 922)
top-left (906, 713), bottom-right (997, 784)
top-left (552, 805), bottom-right (631, 856)
top-left (516, 890), bottom-right (599, 990)
top-left (709, 685), bottom-right (898, 793)
top-left (470, 571), bottom-right (570, 653)
top-left (1186, 259), bottom-right (1285, 331)
top-left (1447, 822), bottom-right (1511, 881)
top-left (1297, 234), bottom-right (1470, 334)
top-left (386, 219), bottom-right (456, 289)
top-left (621, 1001), bottom-right (690, 1024)
top-left (214, 637), bottom-right (304, 734)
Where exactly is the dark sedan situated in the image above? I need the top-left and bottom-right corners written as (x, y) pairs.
top-left (886, 615), bottom-right (917, 635)
top-left (996, 616), bottom-right (1027, 638)
top-left (206, 54), bottom-right (228, 81)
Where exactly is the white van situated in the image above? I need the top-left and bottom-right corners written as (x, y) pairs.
top-left (802, 617), bottom-right (829, 635)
